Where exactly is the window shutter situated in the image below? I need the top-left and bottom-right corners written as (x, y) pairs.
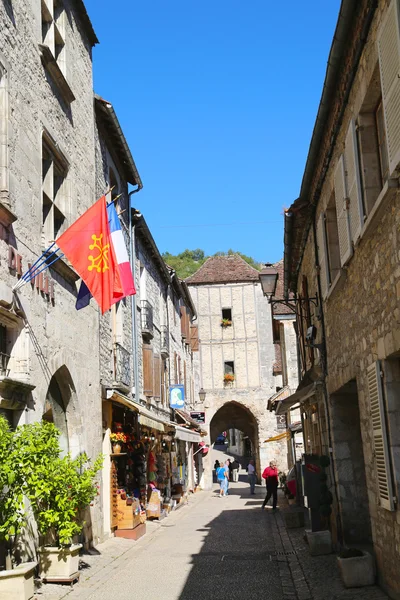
top-left (180, 306), bottom-right (186, 338)
top-left (143, 344), bottom-right (153, 396)
top-left (367, 361), bottom-right (395, 511)
top-left (153, 354), bottom-right (161, 399)
top-left (344, 119), bottom-right (364, 242)
top-left (174, 352), bottom-right (177, 384)
top-left (378, 0), bottom-right (400, 176)
top-left (190, 325), bottom-right (199, 351)
top-left (316, 214), bottom-right (329, 299)
top-left (334, 155), bottom-right (353, 266)
top-left (185, 310), bottom-right (191, 341)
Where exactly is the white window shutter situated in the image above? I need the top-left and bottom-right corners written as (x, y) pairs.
top-left (344, 119), bottom-right (364, 242)
top-left (316, 214), bottom-right (329, 299)
top-left (377, 0), bottom-right (400, 175)
top-left (367, 361), bottom-right (395, 511)
top-left (334, 155), bottom-right (352, 266)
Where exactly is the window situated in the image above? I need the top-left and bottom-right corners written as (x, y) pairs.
top-left (42, 134), bottom-right (68, 247)
top-left (41, 0), bottom-right (66, 75)
top-left (324, 193), bottom-right (341, 285)
top-left (224, 361), bottom-right (234, 375)
top-left (222, 308), bottom-right (232, 321)
top-left (375, 100), bottom-right (389, 186)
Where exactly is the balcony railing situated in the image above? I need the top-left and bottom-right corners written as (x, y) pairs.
top-left (141, 300), bottom-right (154, 339)
top-left (160, 325), bottom-right (169, 357)
top-left (0, 352), bottom-right (10, 377)
top-left (113, 343), bottom-right (131, 390)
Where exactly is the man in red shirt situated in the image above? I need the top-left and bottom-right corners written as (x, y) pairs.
top-left (261, 460), bottom-right (279, 510)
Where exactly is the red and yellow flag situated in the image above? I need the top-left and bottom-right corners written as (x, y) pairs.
top-left (56, 196), bottom-right (123, 314)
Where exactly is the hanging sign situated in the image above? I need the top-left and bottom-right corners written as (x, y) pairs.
top-left (169, 385), bottom-right (185, 409)
top-left (190, 411), bottom-right (206, 424)
top-left (276, 414), bottom-right (287, 431)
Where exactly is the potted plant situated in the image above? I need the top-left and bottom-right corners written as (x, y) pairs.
top-left (110, 432), bottom-right (127, 454)
top-left (337, 548), bottom-right (375, 588)
top-left (223, 373), bottom-right (235, 384)
top-left (9, 419), bottom-right (103, 582)
top-left (0, 416), bottom-right (36, 600)
top-left (221, 318), bottom-right (232, 328)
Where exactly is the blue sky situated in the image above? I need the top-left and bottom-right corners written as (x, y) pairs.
top-left (85, 0), bottom-right (341, 263)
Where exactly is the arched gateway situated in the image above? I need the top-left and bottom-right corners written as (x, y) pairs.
top-left (186, 255), bottom-right (299, 491)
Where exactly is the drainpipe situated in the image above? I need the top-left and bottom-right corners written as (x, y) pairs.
top-left (128, 186), bottom-right (141, 402)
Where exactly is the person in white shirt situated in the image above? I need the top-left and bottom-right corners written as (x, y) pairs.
top-left (247, 459), bottom-right (256, 494)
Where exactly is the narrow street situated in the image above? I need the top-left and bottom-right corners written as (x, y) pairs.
top-left (38, 449), bottom-right (389, 600)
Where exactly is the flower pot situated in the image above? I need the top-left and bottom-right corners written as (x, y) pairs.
top-left (39, 544), bottom-right (82, 581)
top-left (306, 529), bottom-right (332, 556)
top-left (0, 561), bottom-right (36, 600)
top-left (113, 443), bottom-right (122, 454)
top-left (337, 551), bottom-right (375, 588)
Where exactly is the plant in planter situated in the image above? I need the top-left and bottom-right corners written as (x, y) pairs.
top-left (8, 419), bottom-right (103, 582)
top-left (337, 548), bottom-right (375, 588)
top-left (110, 432), bottom-right (127, 454)
top-left (0, 416), bottom-right (36, 600)
top-left (221, 318), bottom-right (232, 328)
top-left (223, 373), bottom-right (235, 384)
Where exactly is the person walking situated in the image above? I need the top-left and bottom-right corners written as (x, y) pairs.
top-left (213, 460), bottom-right (220, 483)
top-left (247, 459), bottom-right (256, 494)
top-left (228, 459), bottom-right (233, 481)
top-left (231, 459), bottom-right (240, 482)
top-left (261, 460), bottom-right (279, 510)
top-left (217, 461), bottom-right (229, 497)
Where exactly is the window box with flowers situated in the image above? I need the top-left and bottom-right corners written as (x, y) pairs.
top-left (221, 318), bottom-right (232, 328)
top-left (223, 373), bottom-right (235, 385)
top-left (110, 432), bottom-right (127, 454)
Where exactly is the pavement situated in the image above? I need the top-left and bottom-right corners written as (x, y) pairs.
top-left (34, 471), bottom-right (390, 600)
top-left (32, 474), bottom-right (388, 600)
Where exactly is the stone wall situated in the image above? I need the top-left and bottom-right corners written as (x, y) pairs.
top-left (293, 1), bottom-right (400, 596)
top-left (0, 0), bottom-right (103, 544)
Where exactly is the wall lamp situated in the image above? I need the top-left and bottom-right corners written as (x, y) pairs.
top-left (259, 263), bottom-right (319, 317)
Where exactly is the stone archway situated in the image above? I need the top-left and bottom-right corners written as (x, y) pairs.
top-left (42, 365), bottom-right (82, 458)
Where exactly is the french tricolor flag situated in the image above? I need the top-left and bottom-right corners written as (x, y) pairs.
top-left (76, 201), bottom-right (135, 310)
top-left (107, 202), bottom-right (136, 297)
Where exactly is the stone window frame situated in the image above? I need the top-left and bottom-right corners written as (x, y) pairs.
top-left (41, 130), bottom-right (70, 248)
top-left (0, 310), bottom-right (30, 381)
top-left (41, 0), bottom-right (66, 76)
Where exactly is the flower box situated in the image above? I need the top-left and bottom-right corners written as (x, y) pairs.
top-left (39, 544), bottom-right (82, 581)
top-left (221, 319), bottom-right (232, 328)
top-left (337, 550), bottom-right (375, 588)
top-left (223, 374), bottom-right (235, 384)
top-left (0, 562), bottom-right (36, 600)
top-left (306, 529), bottom-right (332, 555)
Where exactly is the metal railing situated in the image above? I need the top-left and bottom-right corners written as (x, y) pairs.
top-left (160, 324), bottom-right (169, 356)
top-left (113, 343), bottom-right (131, 389)
top-left (0, 352), bottom-right (10, 377)
top-left (140, 300), bottom-right (153, 335)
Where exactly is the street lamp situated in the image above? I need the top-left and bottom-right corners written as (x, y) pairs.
top-left (199, 388), bottom-right (206, 403)
top-left (259, 263), bottom-right (279, 299)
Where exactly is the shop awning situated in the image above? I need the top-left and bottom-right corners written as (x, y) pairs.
top-left (173, 425), bottom-right (202, 443)
top-left (106, 390), bottom-right (139, 412)
top-left (174, 409), bottom-right (207, 436)
top-left (288, 422), bottom-right (303, 434)
top-left (275, 383), bottom-right (317, 415)
top-left (138, 406), bottom-right (168, 432)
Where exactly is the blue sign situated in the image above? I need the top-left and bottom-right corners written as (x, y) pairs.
top-left (169, 385), bottom-right (185, 409)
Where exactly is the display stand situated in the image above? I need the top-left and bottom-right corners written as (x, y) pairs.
top-left (42, 572), bottom-right (80, 589)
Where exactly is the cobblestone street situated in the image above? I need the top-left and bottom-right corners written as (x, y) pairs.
top-left (35, 478), bottom-right (389, 600)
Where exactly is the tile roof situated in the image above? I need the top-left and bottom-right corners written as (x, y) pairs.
top-left (186, 255), bottom-right (260, 285)
top-left (273, 343), bottom-right (282, 375)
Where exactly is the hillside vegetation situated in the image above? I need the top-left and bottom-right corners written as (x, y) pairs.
top-left (162, 249), bottom-right (261, 279)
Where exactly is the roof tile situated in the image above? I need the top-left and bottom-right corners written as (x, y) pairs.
top-left (186, 255), bottom-right (260, 285)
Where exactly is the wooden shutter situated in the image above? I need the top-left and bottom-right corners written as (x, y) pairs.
top-left (174, 352), bottom-right (177, 384)
top-left (378, 0), bottom-right (400, 175)
top-left (190, 325), bottom-right (199, 351)
top-left (185, 310), bottom-right (191, 341)
top-left (153, 354), bottom-right (161, 399)
top-left (344, 119), bottom-right (364, 242)
top-left (367, 361), bottom-right (395, 511)
top-left (334, 155), bottom-right (352, 266)
top-left (184, 361), bottom-right (187, 397)
top-left (316, 214), bottom-right (329, 299)
top-left (143, 344), bottom-right (153, 396)
top-left (180, 306), bottom-right (186, 338)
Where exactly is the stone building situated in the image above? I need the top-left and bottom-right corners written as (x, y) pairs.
top-left (187, 255), bottom-right (298, 487)
top-left (281, 0), bottom-right (400, 596)
top-left (0, 0), bottom-right (105, 547)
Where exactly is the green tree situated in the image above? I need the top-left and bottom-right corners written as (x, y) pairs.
top-left (162, 249), bottom-right (261, 278)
